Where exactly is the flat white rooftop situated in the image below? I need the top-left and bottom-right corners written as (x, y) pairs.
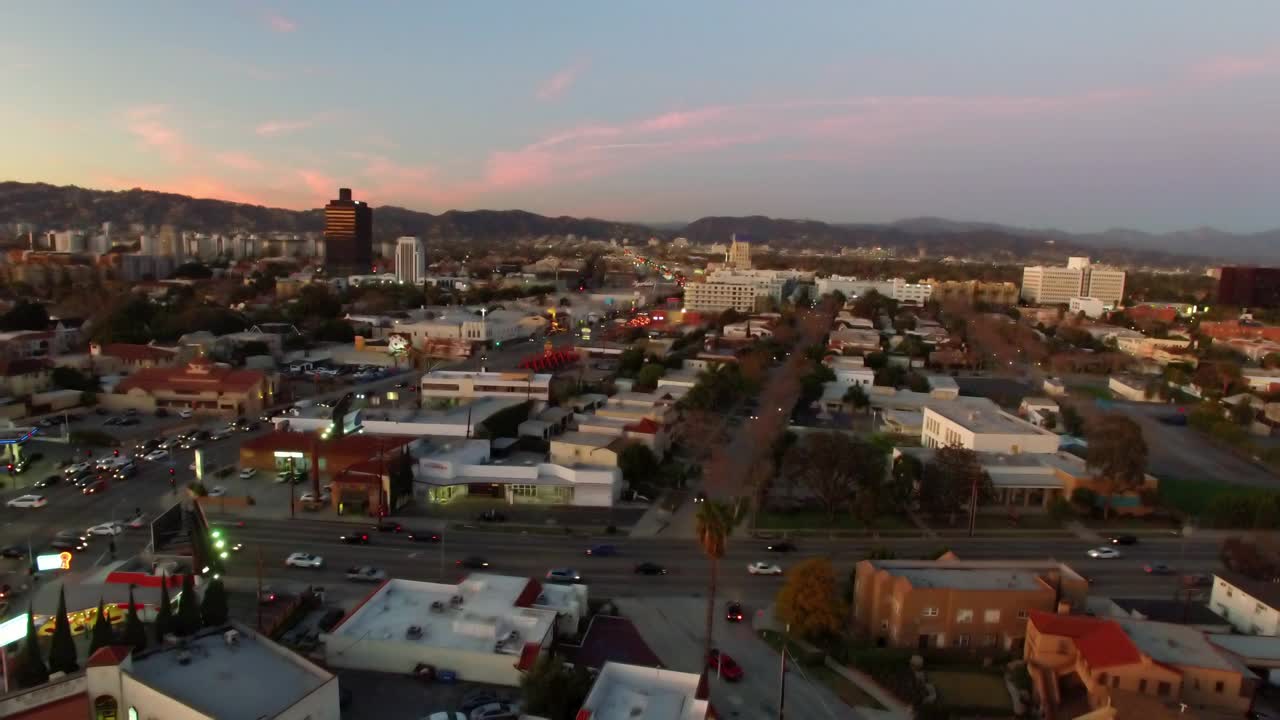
top-left (581, 661), bottom-right (708, 720)
top-left (330, 575), bottom-right (573, 655)
top-left (926, 403), bottom-right (1056, 437)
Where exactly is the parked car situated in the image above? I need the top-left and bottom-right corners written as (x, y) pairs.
top-left (207, 486), bottom-right (226, 497)
top-left (747, 561), bottom-right (782, 575)
top-left (238, 468), bottom-right (257, 479)
top-left (706, 649), bottom-right (744, 681)
top-left (142, 449), bottom-right (170, 462)
top-left (1, 546), bottom-right (25, 559)
top-left (7, 495), bottom-right (48, 509)
top-left (345, 566), bottom-right (387, 583)
top-left (178, 409), bottom-right (193, 419)
top-left (633, 562), bottom-right (667, 576)
top-left (725, 601), bottom-right (745, 622)
top-left (285, 553), bottom-right (324, 569)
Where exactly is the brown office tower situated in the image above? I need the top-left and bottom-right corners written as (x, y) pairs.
top-left (323, 187), bottom-right (373, 275)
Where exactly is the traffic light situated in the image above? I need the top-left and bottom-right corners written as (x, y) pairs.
top-left (169, 467), bottom-right (175, 488)
top-left (113, 449), bottom-right (119, 457)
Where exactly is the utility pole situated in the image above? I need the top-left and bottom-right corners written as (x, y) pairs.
top-left (967, 467), bottom-right (979, 538)
top-left (778, 625), bottom-right (789, 720)
top-left (256, 548), bottom-right (264, 633)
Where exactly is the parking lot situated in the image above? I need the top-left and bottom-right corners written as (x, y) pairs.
top-left (337, 669), bottom-right (516, 720)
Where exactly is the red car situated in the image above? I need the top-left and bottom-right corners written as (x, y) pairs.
top-left (82, 479), bottom-right (107, 495)
top-left (706, 649), bottom-right (743, 681)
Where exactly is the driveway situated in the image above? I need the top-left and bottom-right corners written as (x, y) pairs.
top-left (616, 597), bottom-right (867, 719)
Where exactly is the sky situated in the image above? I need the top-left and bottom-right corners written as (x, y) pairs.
top-left (3, 1), bottom-right (1280, 232)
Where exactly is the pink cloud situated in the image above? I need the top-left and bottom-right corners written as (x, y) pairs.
top-left (536, 60), bottom-right (587, 101)
top-left (1189, 49), bottom-right (1280, 83)
top-left (264, 12), bottom-right (297, 33)
top-left (97, 174), bottom-right (265, 206)
top-left (297, 169), bottom-right (337, 197)
top-left (255, 118), bottom-right (315, 136)
top-left (214, 151), bottom-right (263, 172)
top-left (124, 105), bottom-right (192, 162)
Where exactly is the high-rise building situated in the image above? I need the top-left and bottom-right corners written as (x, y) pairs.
top-left (395, 236), bottom-right (426, 285)
top-left (323, 187), bottom-right (373, 275)
top-left (1021, 258), bottom-right (1125, 305)
top-left (725, 233), bottom-right (752, 269)
top-left (1218, 267), bottom-right (1280, 308)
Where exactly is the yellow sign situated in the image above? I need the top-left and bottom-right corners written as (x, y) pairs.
top-left (38, 604), bottom-right (126, 636)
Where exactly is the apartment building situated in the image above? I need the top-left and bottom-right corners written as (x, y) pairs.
top-left (419, 370), bottom-right (552, 402)
top-left (921, 404), bottom-right (1060, 454)
top-left (682, 279), bottom-right (760, 313)
top-left (1026, 610), bottom-right (1258, 717)
top-left (1209, 572), bottom-right (1280, 636)
top-left (394, 236), bottom-right (426, 285)
top-left (1021, 257), bottom-right (1126, 306)
top-left (928, 279), bottom-right (1020, 307)
top-left (852, 556), bottom-right (1089, 650)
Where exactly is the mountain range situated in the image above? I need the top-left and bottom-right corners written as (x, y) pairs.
top-left (2, 181), bottom-right (1276, 265)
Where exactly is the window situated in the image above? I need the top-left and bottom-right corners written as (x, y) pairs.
top-left (1017, 610), bottom-right (1029, 620)
top-left (1157, 682), bottom-right (1171, 697)
top-left (923, 607), bottom-right (939, 617)
top-left (957, 634), bottom-right (971, 648)
top-left (511, 484), bottom-right (537, 496)
top-left (1215, 681), bottom-right (1225, 694)
top-left (984, 609), bottom-right (1001, 624)
top-left (1138, 679), bottom-right (1148, 693)
top-left (956, 609), bottom-right (974, 624)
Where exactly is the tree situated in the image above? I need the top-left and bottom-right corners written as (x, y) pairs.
top-left (389, 448), bottom-right (415, 510)
top-left (843, 384), bottom-right (869, 413)
top-left (200, 578), bottom-right (229, 628)
top-left (617, 443), bottom-right (659, 486)
top-left (123, 587), bottom-right (147, 652)
top-left (1231, 399), bottom-right (1257, 426)
top-left (89, 597), bottom-right (115, 655)
top-left (177, 573), bottom-right (200, 635)
top-left (784, 432), bottom-right (888, 523)
top-left (51, 366), bottom-right (97, 392)
top-left (0, 301), bottom-right (50, 331)
top-left (696, 501), bottom-right (733, 658)
top-left (154, 575), bottom-right (174, 643)
top-left (47, 588), bottom-right (79, 673)
top-left (617, 347), bottom-right (645, 377)
top-left (1086, 414), bottom-right (1149, 521)
top-left (635, 363), bottom-right (665, 391)
top-left (775, 558), bottom-right (844, 642)
top-left (1060, 404), bottom-right (1085, 437)
top-left (520, 654), bottom-right (593, 720)
top-left (16, 608), bottom-right (47, 688)
top-left (918, 445), bottom-right (992, 529)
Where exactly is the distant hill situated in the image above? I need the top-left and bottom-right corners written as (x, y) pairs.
top-left (0, 182), bottom-right (654, 243)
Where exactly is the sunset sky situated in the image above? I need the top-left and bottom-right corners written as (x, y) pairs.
top-left (3, 1), bottom-right (1279, 231)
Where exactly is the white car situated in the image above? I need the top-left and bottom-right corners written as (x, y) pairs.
top-left (178, 409), bottom-right (193, 419)
top-left (207, 486), bottom-right (226, 497)
top-left (142, 450), bottom-right (170, 462)
top-left (63, 462), bottom-right (91, 475)
top-left (209, 429), bottom-right (232, 441)
top-left (299, 491), bottom-right (331, 504)
top-left (87, 521), bottom-right (125, 536)
top-left (7, 494), bottom-right (48, 509)
top-left (1087, 547), bottom-right (1122, 559)
top-left (160, 437), bottom-right (182, 449)
top-left (238, 468), bottom-right (257, 480)
top-left (747, 562), bottom-right (783, 575)
top-left (285, 552), bottom-right (324, 569)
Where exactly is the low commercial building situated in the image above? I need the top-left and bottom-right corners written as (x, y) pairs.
top-left (1109, 375), bottom-right (1160, 402)
top-left (828, 328), bottom-right (883, 354)
top-left (1209, 572), bottom-right (1280, 636)
top-left (1114, 335), bottom-right (1193, 360)
top-left (1019, 397), bottom-right (1059, 427)
top-left (322, 574), bottom-right (585, 686)
top-left (1069, 296), bottom-right (1110, 319)
top-left (1240, 369), bottom-right (1280, 394)
top-left (578, 661), bottom-right (710, 720)
top-left (574, 414), bottom-right (670, 455)
top-left (928, 279), bottom-right (1019, 307)
top-left (0, 358), bottom-right (53, 396)
top-left (106, 359), bottom-right (274, 417)
top-left (91, 343), bottom-right (183, 373)
top-left (0, 623), bottom-right (340, 720)
top-left (549, 431), bottom-right (627, 468)
top-left (853, 556), bottom-right (1089, 650)
top-left (1026, 611), bottom-right (1258, 717)
top-left (420, 370), bottom-right (551, 403)
top-left (415, 438), bottom-right (624, 507)
top-left (921, 404), bottom-right (1060, 454)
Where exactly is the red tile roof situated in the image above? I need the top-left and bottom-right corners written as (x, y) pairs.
top-left (624, 418), bottom-right (661, 434)
top-left (87, 645), bottom-right (133, 667)
top-left (513, 579), bottom-right (544, 608)
top-left (99, 343), bottom-right (178, 363)
top-left (515, 641), bottom-right (542, 672)
top-left (114, 360), bottom-right (265, 395)
top-left (1029, 610), bottom-right (1143, 669)
top-left (105, 571), bottom-right (184, 589)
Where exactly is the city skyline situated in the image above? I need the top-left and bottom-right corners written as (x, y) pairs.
top-left (3, 2), bottom-right (1280, 232)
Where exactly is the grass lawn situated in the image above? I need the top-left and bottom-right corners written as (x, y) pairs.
top-left (755, 510), bottom-right (913, 531)
top-left (930, 670), bottom-right (1012, 709)
top-left (1158, 476), bottom-right (1232, 517)
top-left (806, 666), bottom-right (885, 710)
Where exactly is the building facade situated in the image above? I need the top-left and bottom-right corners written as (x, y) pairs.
top-left (725, 233), bottom-right (752, 269)
top-left (928, 279), bottom-right (1020, 307)
top-left (394, 236), bottom-right (426, 285)
top-left (682, 280), bottom-right (760, 313)
top-left (1022, 258), bottom-right (1126, 306)
top-left (323, 187), bottom-right (373, 275)
top-left (109, 359), bottom-right (273, 416)
top-left (420, 370), bottom-right (552, 402)
top-left (1209, 572), bottom-right (1280, 636)
top-left (921, 405), bottom-right (1060, 454)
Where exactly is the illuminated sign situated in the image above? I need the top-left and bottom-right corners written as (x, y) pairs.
top-left (274, 451), bottom-right (305, 459)
top-left (0, 613), bottom-right (29, 646)
top-left (36, 552), bottom-right (73, 571)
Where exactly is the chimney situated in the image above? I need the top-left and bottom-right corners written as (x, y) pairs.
top-left (339, 188), bottom-right (352, 202)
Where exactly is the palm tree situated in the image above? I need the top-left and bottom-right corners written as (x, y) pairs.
top-left (696, 500), bottom-right (734, 658)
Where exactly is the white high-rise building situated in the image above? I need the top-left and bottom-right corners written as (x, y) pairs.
top-left (139, 234), bottom-right (158, 256)
top-left (1021, 258), bottom-right (1126, 306)
top-left (395, 236), bottom-right (426, 285)
top-left (53, 230), bottom-right (86, 253)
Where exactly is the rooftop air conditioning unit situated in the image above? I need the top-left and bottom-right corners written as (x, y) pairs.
top-left (224, 629), bottom-right (241, 647)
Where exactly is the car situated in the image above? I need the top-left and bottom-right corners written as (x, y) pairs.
top-left (124, 408), bottom-right (138, 417)
top-left (747, 562), bottom-right (782, 575)
top-left (345, 566), bottom-right (387, 582)
top-left (726, 601), bottom-right (745, 622)
top-left (238, 468), bottom-right (257, 480)
top-left (142, 450), bottom-right (170, 462)
top-left (585, 544), bottom-right (617, 557)
top-left (7, 495), bottom-right (47, 509)
top-left (634, 562), bottom-right (667, 575)
top-left (160, 437), bottom-right (182, 449)
top-left (1144, 563), bottom-right (1174, 575)
top-left (694, 491), bottom-right (706, 503)
top-left (87, 522), bottom-right (124, 536)
top-left (50, 537), bottom-right (89, 552)
top-left (209, 429), bottom-right (232, 441)
top-left (766, 541), bottom-right (797, 552)
top-left (34, 475), bottom-right (60, 488)
top-left (63, 462), bottom-right (91, 475)
top-left (706, 649), bottom-right (744, 681)
top-left (340, 533), bottom-right (370, 545)
top-left (545, 568), bottom-right (582, 584)
top-left (73, 473), bottom-right (101, 489)
top-left (469, 703), bottom-right (519, 720)
top-left (285, 553), bottom-right (324, 569)
top-left (127, 515), bottom-right (148, 529)
top-left (1, 546), bottom-right (25, 559)
top-left (374, 520), bottom-right (403, 533)
top-left (456, 556), bottom-right (491, 569)
top-left (1109, 535), bottom-right (1138, 546)
top-left (461, 689), bottom-right (507, 713)
top-left (206, 486), bottom-right (226, 497)
top-left (408, 531), bottom-right (442, 543)
top-left (477, 509), bottom-right (506, 522)
top-left (178, 409), bottom-right (193, 419)
top-left (82, 480), bottom-right (107, 495)
top-left (299, 491), bottom-right (331, 504)
top-left (258, 586), bottom-right (280, 605)
top-left (1087, 547), bottom-right (1122, 559)
top-left (274, 472), bottom-right (296, 484)
top-left (136, 438), bottom-right (162, 452)
top-left (244, 421), bottom-right (260, 432)
top-left (55, 529), bottom-right (87, 542)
